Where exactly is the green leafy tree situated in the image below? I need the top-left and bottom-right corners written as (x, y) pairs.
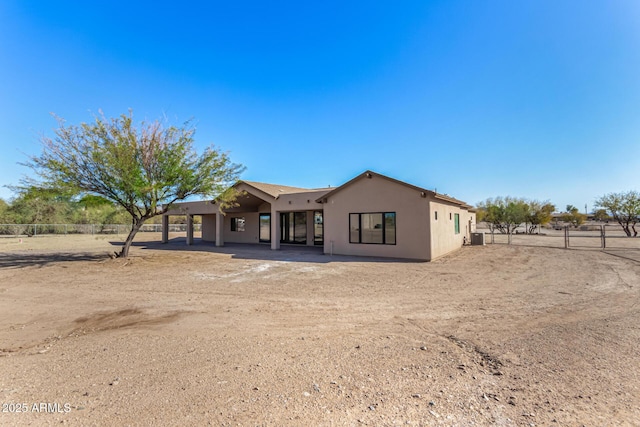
top-left (562, 205), bottom-right (586, 227)
top-left (73, 195), bottom-right (130, 226)
top-left (0, 199), bottom-right (8, 220)
top-left (476, 197), bottom-right (529, 243)
top-left (595, 191), bottom-right (640, 237)
top-left (23, 111), bottom-right (244, 257)
top-left (593, 208), bottom-right (610, 222)
top-left (5, 187), bottom-right (74, 226)
top-left (525, 200), bottom-right (555, 234)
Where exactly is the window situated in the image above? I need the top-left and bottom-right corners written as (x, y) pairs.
top-left (385, 212), bottom-right (396, 244)
top-left (435, 211), bottom-right (438, 220)
top-left (361, 213), bottom-right (383, 243)
top-left (231, 217), bottom-right (245, 232)
top-left (349, 212), bottom-right (396, 245)
top-left (454, 213), bottom-right (460, 234)
top-left (259, 214), bottom-right (270, 242)
top-left (314, 211), bottom-right (323, 245)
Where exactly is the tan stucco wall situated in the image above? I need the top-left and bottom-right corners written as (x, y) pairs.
top-left (258, 202), bottom-right (271, 213)
top-left (163, 200), bottom-right (217, 215)
top-left (322, 175), bottom-right (431, 260)
top-left (201, 214), bottom-right (216, 242)
top-left (428, 201), bottom-right (476, 260)
top-left (429, 200), bottom-right (463, 260)
top-left (223, 212), bottom-right (260, 244)
top-left (272, 191), bottom-right (327, 212)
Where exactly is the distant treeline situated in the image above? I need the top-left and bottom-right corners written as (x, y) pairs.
top-left (0, 188), bottom-right (194, 225)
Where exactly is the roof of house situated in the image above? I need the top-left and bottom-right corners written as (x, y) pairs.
top-left (239, 181), bottom-right (330, 199)
top-left (315, 170), bottom-right (473, 209)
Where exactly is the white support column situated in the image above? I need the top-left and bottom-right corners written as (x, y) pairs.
top-left (215, 211), bottom-right (224, 247)
top-left (186, 214), bottom-right (194, 245)
top-left (270, 206), bottom-right (280, 250)
top-left (162, 215), bottom-right (169, 243)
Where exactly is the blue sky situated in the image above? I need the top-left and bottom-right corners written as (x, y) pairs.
top-left (1, 1), bottom-right (639, 212)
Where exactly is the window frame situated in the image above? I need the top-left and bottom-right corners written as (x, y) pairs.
top-left (231, 217), bottom-right (245, 232)
top-left (259, 213), bottom-right (270, 242)
top-left (454, 213), bottom-right (460, 234)
top-left (349, 212), bottom-right (396, 245)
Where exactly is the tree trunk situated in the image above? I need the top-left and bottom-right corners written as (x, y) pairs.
top-left (119, 219), bottom-right (144, 258)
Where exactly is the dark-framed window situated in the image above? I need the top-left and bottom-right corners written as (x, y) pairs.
top-left (454, 213), bottom-right (460, 234)
top-left (231, 217), bottom-right (245, 232)
top-left (349, 212), bottom-right (396, 245)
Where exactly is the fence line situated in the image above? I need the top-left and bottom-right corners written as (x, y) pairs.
top-left (0, 223), bottom-right (201, 237)
top-left (478, 223), bottom-right (639, 251)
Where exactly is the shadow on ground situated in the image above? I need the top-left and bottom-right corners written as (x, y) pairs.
top-left (125, 238), bottom-right (420, 264)
top-left (602, 249), bottom-right (640, 264)
top-left (0, 252), bottom-right (108, 269)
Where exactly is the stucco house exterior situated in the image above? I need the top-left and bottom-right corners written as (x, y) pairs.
top-left (162, 170), bottom-right (476, 261)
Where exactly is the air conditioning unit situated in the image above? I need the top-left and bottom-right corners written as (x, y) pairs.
top-left (471, 232), bottom-right (485, 246)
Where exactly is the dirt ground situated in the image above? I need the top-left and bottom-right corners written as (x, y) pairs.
top-left (1, 233), bottom-right (639, 426)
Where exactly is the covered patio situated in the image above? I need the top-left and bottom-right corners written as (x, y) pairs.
top-left (162, 181), bottom-right (330, 250)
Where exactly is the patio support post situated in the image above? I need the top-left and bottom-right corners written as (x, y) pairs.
top-left (215, 211), bottom-right (224, 247)
top-left (271, 206), bottom-right (280, 250)
top-left (306, 210), bottom-right (314, 246)
top-left (186, 214), bottom-right (194, 246)
top-left (162, 215), bottom-right (169, 243)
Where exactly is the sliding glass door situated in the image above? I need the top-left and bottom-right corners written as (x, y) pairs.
top-left (280, 212), bottom-right (306, 244)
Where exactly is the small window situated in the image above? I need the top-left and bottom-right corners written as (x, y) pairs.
top-left (435, 211), bottom-right (438, 220)
top-left (450, 213), bottom-right (452, 220)
top-left (454, 213), bottom-right (460, 234)
top-left (231, 217), bottom-right (245, 232)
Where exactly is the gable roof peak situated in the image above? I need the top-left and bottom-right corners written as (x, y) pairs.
top-left (316, 170), bottom-right (471, 208)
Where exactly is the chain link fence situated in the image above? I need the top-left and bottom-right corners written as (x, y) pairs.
top-left (0, 223), bottom-right (201, 237)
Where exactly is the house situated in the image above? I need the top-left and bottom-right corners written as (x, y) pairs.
top-left (162, 170), bottom-right (476, 261)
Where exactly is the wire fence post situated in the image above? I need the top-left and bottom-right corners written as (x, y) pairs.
top-left (602, 225), bottom-right (606, 249)
top-left (564, 226), bottom-right (569, 249)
